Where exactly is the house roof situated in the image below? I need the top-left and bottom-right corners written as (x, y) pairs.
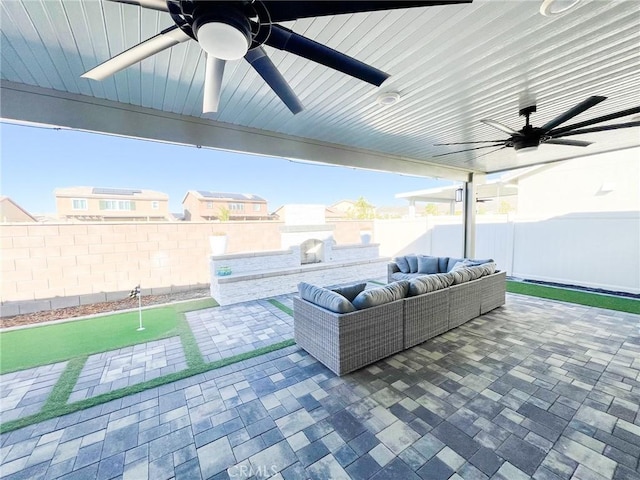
top-left (0, 196), bottom-right (37, 222)
top-left (54, 186), bottom-right (168, 200)
top-left (1, 2), bottom-right (638, 179)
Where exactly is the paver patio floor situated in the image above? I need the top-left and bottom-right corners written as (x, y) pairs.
top-left (0, 363), bottom-right (68, 424)
top-left (68, 337), bottom-right (188, 403)
top-left (1, 293), bottom-right (639, 480)
top-left (187, 295), bottom-right (295, 363)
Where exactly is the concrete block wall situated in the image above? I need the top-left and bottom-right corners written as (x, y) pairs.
top-left (0, 219), bottom-right (374, 315)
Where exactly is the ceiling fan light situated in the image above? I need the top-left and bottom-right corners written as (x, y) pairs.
top-left (377, 92), bottom-right (401, 106)
top-left (197, 22), bottom-right (249, 60)
top-left (540, 0), bottom-right (581, 17)
top-left (513, 135), bottom-right (540, 153)
top-left (516, 146), bottom-right (539, 155)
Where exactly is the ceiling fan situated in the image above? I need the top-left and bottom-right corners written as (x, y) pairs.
top-left (82, 0), bottom-right (470, 114)
top-left (434, 96), bottom-right (640, 158)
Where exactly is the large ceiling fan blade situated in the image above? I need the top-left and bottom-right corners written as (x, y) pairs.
top-left (466, 145), bottom-right (507, 161)
top-left (202, 55), bottom-right (225, 114)
top-left (106, 0), bottom-right (169, 12)
top-left (262, 1), bottom-right (472, 23)
top-left (434, 140), bottom-right (507, 145)
top-left (544, 139), bottom-right (592, 147)
top-left (548, 106), bottom-right (640, 137)
top-left (549, 121), bottom-right (640, 138)
top-left (82, 25), bottom-right (190, 80)
top-left (245, 47), bottom-right (304, 114)
top-left (265, 25), bottom-right (388, 86)
top-left (480, 119), bottom-right (520, 136)
top-left (539, 96), bottom-right (607, 132)
top-left (433, 144), bottom-right (505, 157)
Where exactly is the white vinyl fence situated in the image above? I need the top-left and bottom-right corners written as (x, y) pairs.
top-left (375, 211), bottom-right (640, 294)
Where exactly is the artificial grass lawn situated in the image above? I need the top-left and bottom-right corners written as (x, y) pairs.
top-left (173, 297), bottom-right (217, 313)
top-left (506, 280), bottom-right (640, 314)
top-left (0, 298), bottom-right (218, 374)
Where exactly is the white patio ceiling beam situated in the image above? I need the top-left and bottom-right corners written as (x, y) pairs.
top-left (0, 81), bottom-right (472, 183)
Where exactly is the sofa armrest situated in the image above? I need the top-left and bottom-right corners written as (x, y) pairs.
top-left (480, 271), bottom-right (506, 314)
top-left (387, 262), bottom-right (400, 283)
top-left (294, 296), bottom-right (404, 376)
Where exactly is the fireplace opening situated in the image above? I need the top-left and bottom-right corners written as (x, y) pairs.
top-left (300, 239), bottom-right (323, 264)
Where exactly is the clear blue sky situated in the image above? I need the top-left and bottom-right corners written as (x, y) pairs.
top-left (0, 122), bottom-right (449, 214)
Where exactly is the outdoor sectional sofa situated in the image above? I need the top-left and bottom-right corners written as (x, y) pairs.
top-left (293, 256), bottom-right (506, 376)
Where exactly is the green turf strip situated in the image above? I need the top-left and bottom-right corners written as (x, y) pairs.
top-left (506, 280), bottom-right (640, 314)
top-left (267, 299), bottom-right (293, 316)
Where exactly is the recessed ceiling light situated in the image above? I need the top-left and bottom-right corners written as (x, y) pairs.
top-left (377, 92), bottom-right (401, 106)
top-left (540, 0), bottom-right (581, 17)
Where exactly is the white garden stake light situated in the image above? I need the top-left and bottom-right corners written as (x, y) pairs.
top-left (129, 285), bottom-right (144, 331)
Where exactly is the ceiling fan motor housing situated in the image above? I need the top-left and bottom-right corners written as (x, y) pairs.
top-left (192, 3), bottom-right (252, 60)
top-left (513, 126), bottom-right (544, 151)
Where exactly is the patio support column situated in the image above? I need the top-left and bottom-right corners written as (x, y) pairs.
top-left (463, 174), bottom-right (476, 258)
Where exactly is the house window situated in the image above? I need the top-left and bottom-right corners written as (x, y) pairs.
top-left (207, 202), bottom-right (213, 209)
top-left (151, 201), bottom-right (159, 210)
top-left (72, 199), bottom-right (87, 210)
top-left (99, 200), bottom-right (135, 211)
top-left (253, 204), bottom-right (261, 212)
top-left (229, 203), bottom-right (244, 211)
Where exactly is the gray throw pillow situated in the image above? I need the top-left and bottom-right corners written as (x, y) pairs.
top-left (417, 255), bottom-right (439, 274)
top-left (298, 282), bottom-right (356, 313)
top-left (481, 262), bottom-right (497, 275)
top-left (438, 257), bottom-right (450, 273)
top-left (467, 265), bottom-right (485, 280)
top-left (406, 255), bottom-right (419, 273)
top-left (353, 280), bottom-right (409, 310)
top-left (450, 267), bottom-right (475, 284)
top-left (331, 283), bottom-right (367, 302)
top-left (391, 272), bottom-right (419, 281)
top-left (447, 257), bottom-right (466, 272)
top-left (394, 256), bottom-right (410, 274)
top-left (468, 258), bottom-right (494, 266)
top-left (451, 259), bottom-right (474, 271)
top-left (408, 273), bottom-right (454, 296)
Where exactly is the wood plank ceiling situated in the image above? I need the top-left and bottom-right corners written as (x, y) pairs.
top-left (1, 0), bottom-right (639, 178)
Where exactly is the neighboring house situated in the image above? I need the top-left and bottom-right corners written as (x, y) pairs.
top-left (183, 190), bottom-right (270, 221)
top-left (324, 206), bottom-right (348, 221)
top-left (0, 196), bottom-right (37, 222)
top-left (327, 199), bottom-right (384, 219)
top-left (54, 187), bottom-right (171, 221)
top-left (271, 204), bottom-right (344, 222)
top-left (374, 206), bottom-right (410, 219)
top-left (329, 200), bottom-right (356, 216)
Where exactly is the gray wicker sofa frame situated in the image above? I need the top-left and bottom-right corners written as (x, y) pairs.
top-left (294, 270), bottom-right (506, 376)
